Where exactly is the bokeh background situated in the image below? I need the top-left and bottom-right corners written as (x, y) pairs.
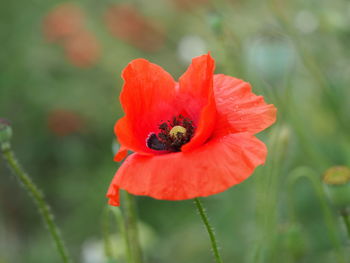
top-left (1, 0), bottom-right (350, 262)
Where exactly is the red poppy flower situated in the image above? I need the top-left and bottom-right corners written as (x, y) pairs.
top-left (107, 53), bottom-right (276, 206)
top-left (47, 109), bottom-right (84, 137)
top-left (63, 30), bottom-right (101, 68)
top-left (43, 3), bottom-right (85, 43)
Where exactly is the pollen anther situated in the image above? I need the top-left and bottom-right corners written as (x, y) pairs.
top-left (146, 115), bottom-right (195, 152)
top-left (169, 125), bottom-right (187, 137)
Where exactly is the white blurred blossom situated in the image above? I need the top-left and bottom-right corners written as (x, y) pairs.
top-left (177, 35), bottom-right (207, 64)
top-left (294, 10), bottom-right (319, 34)
top-left (245, 36), bottom-right (295, 79)
top-left (81, 222), bottom-right (156, 263)
top-left (112, 140), bottom-right (120, 155)
top-left (81, 239), bottom-right (106, 263)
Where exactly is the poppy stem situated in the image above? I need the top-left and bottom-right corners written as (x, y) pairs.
top-left (124, 192), bottom-right (143, 263)
top-left (340, 209), bottom-right (350, 240)
top-left (194, 198), bottom-right (223, 263)
top-left (287, 167), bottom-right (346, 263)
top-left (102, 206), bottom-right (133, 262)
top-left (102, 207), bottom-right (114, 260)
top-left (0, 148), bottom-right (72, 263)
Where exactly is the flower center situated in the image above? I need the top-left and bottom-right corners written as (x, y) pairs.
top-left (169, 125), bottom-right (187, 138)
top-left (146, 115), bottom-right (195, 152)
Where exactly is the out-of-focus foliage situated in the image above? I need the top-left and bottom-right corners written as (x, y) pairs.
top-left (1, 0), bottom-right (350, 262)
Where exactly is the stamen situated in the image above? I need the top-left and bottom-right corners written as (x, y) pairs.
top-left (146, 115), bottom-right (195, 152)
top-left (169, 126), bottom-right (186, 138)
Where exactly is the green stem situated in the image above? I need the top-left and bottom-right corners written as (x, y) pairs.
top-left (287, 167), bottom-right (346, 263)
top-left (268, 0), bottom-right (349, 131)
top-left (194, 198), bottom-right (223, 263)
top-left (102, 207), bottom-right (114, 260)
top-left (1, 148), bottom-right (71, 263)
top-left (102, 206), bottom-right (133, 263)
top-left (124, 192), bottom-right (143, 263)
top-left (340, 210), bottom-right (350, 240)
top-left (111, 207), bottom-right (133, 263)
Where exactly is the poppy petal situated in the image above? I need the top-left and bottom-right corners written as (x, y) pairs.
top-left (113, 145), bottom-right (128, 162)
top-left (212, 74), bottom-right (277, 137)
top-left (116, 59), bottom-right (177, 154)
top-left (107, 132), bottom-right (266, 204)
top-left (178, 53), bottom-right (217, 152)
top-left (107, 183), bottom-right (120, 206)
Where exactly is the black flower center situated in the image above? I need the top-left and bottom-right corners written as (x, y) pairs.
top-left (146, 115), bottom-right (195, 152)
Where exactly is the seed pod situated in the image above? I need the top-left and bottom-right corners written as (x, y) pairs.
top-left (323, 166), bottom-right (350, 210)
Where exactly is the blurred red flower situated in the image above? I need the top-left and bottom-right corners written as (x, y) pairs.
top-left (47, 109), bottom-right (84, 137)
top-left (63, 30), bottom-right (101, 68)
top-left (43, 3), bottom-right (85, 43)
top-left (43, 3), bottom-right (101, 67)
top-left (104, 4), bottom-right (165, 52)
top-left (107, 53), bottom-right (276, 206)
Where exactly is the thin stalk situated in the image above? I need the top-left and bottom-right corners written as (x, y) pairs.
top-left (268, 0), bottom-right (349, 131)
top-left (124, 192), bottom-right (143, 263)
top-left (1, 148), bottom-right (71, 263)
top-left (287, 167), bottom-right (346, 263)
top-left (253, 125), bottom-right (287, 263)
top-left (102, 207), bottom-right (114, 260)
top-left (111, 207), bottom-right (133, 263)
top-left (340, 210), bottom-right (350, 240)
top-left (102, 206), bottom-right (133, 263)
top-left (194, 198), bottom-right (223, 263)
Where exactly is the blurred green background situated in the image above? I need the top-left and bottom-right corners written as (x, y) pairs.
top-left (1, 0), bottom-right (350, 262)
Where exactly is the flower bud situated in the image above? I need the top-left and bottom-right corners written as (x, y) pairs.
top-left (0, 118), bottom-right (12, 151)
top-left (323, 166), bottom-right (350, 210)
